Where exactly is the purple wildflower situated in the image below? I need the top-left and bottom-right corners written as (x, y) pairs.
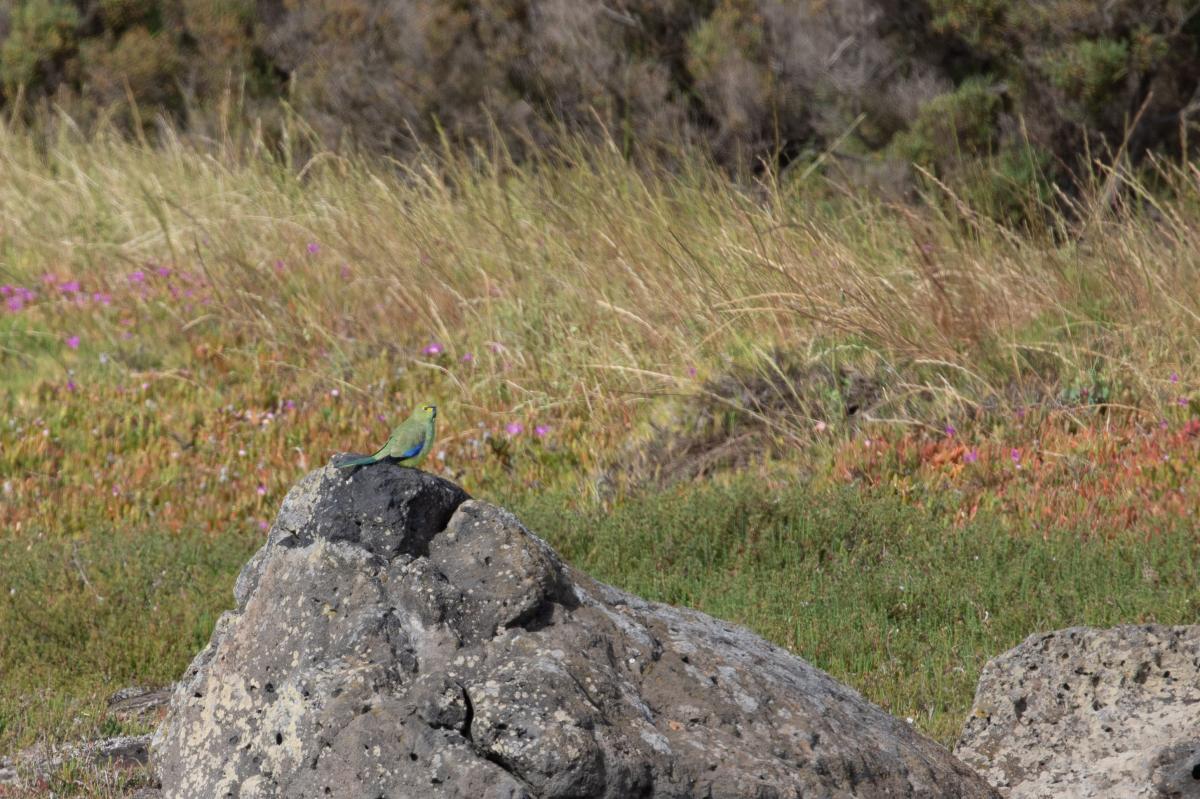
top-left (284, 399), bottom-right (296, 411)
top-left (258, 520), bottom-right (270, 531)
top-left (307, 242), bottom-right (320, 255)
top-left (1179, 396), bottom-right (1190, 407)
top-left (156, 266), bottom-right (171, 278)
top-left (944, 424), bottom-right (956, 437)
top-left (461, 352), bottom-right (474, 363)
top-left (1171, 372), bottom-right (1180, 384)
top-left (534, 425), bottom-right (550, 438)
top-left (93, 292), bottom-right (111, 306)
top-left (274, 260), bottom-right (286, 273)
top-left (422, 342), bottom-right (444, 356)
top-left (66, 380), bottom-right (77, 392)
top-left (59, 280), bottom-right (81, 294)
top-left (257, 484), bottom-right (267, 496)
top-left (41, 273), bottom-right (57, 286)
top-left (687, 366), bottom-right (698, 378)
top-left (1160, 420), bottom-right (1170, 430)
top-left (964, 448), bottom-right (979, 464)
top-left (0, 286), bottom-right (10, 297)
top-left (340, 264), bottom-right (352, 280)
top-left (1010, 448), bottom-right (1021, 464)
top-left (129, 270), bottom-right (146, 284)
top-left (5, 296), bottom-right (22, 312)
top-left (66, 335), bottom-right (80, 350)
top-left (506, 422), bottom-right (524, 436)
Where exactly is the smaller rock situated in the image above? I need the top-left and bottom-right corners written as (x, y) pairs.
top-left (955, 624), bottom-right (1200, 798)
top-left (83, 735), bottom-right (153, 769)
top-left (108, 685), bottom-right (173, 723)
top-left (0, 734), bottom-right (153, 788)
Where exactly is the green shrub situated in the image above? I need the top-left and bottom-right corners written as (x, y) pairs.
top-left (79, 26), bottom-right (182, 110)
top-left (1, 0), bottom-right (1199, 192)
top-left (924, 0), bottom-right (1198, 178)
top-left (0, 0), bottom-right (79, 99)
top-left (1129, 26), bottom-right (1170, 72)
top-left (892, 77), bottom-right (1003, 166)
top-left (890, 76), bottom-right (1061, 225)
top-left (1043, 38), bottom-right (1129, 120)
top-left (685, 0), bottom-right (770, 155)
top-left (974, 145), bottom-right (1055, 224)
top-left (687, 0), bottom-right (766, 79)
top-left (97, 0), bottom-right (159, 30)
top-left (928, 0), bottom-right (1011, 55)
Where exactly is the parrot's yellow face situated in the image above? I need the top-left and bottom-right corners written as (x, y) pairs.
top-left (417, 403), bottom-right (437, 420)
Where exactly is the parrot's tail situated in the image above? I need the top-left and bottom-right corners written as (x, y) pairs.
top-left (334, 453), bottom-right (378, 469)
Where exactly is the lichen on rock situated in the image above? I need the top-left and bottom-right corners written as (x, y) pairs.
top-left (956, 624), bottom-right (1200, 798)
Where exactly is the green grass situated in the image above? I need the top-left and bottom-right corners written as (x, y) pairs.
top-left (514, 482), bottom-right (1200, 744)
top-left (0, 529), bottom-right (259, 751)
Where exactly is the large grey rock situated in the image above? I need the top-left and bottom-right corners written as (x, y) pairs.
top-left (152, 463), bottom-right (997, 798)
top-left (955, 625), bottom-right (1200, 798)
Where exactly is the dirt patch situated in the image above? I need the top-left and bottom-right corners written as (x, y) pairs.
top-left (624, 352), bottom-right (886, 485)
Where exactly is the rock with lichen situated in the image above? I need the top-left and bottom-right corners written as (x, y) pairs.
top-left (956, 625), bottom-right (1200, 798)
top-left (152, 463), bottom-right (997, 798)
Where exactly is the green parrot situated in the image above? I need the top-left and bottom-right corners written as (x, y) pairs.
top-left (336, 403), bottom-right (437, 469)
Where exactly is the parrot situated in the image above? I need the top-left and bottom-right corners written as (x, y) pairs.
top-left (335, 403), bottom-right (437, 469)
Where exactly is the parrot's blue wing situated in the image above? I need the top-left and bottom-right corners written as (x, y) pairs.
top-left (398, 439), bottom-right (424, 459)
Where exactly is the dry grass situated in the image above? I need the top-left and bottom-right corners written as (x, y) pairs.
top-left (2, 119), bottom-right (1198, 536)
top-left (4, 125), bottom-right (1197, 512)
